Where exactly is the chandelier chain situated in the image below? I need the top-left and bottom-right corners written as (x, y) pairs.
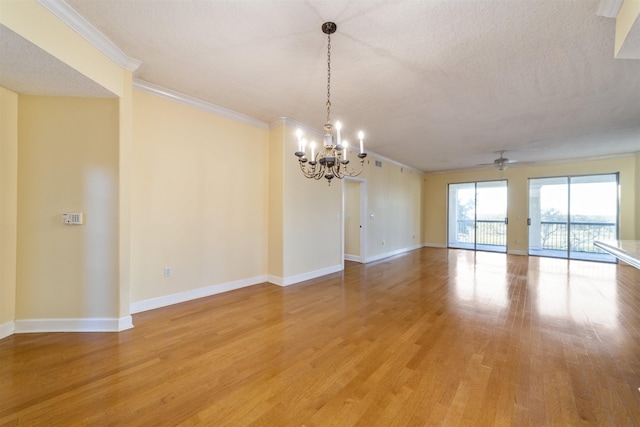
top-left (326, 32), bottom-right (331, 124)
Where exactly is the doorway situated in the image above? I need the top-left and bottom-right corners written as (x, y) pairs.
top-left (343, 178), bottom-right (366, 263)
top-left (448, 180), bottom-right (508, 253)
top-left (528, 174), bottom-right (618, 262)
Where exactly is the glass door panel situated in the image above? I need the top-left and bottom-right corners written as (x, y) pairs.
top-left (528, 177), bottom-right (569, 258)
top-left (448, 183), bottom-right (476, 249)
top-left (569, 174), bottom-right (617, 262)
top-left (448, 180), bottom-right (507, 252)
top-left (476, 181), bottom-right (507, 253)
top-left (529, 174), bottom-right (618, 262)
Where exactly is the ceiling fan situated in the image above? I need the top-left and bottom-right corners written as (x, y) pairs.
top-left (481, 151), bottom-right (517, 171)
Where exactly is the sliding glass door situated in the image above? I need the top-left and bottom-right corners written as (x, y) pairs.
top-left (448, 180), bottom-right (507, 253)
top-left (528, 174), bottom-right (618, 262)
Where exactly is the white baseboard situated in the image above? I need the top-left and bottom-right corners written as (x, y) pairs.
top-left (365, 244), bottom-right (422, 263)
top-left (0, 321), bottom-right (15, 340)
top-left (507, 250), bottom-right (528, 256)
top-left (344, 254), bottom-right (363, 263)
top-left (118, 316), bottom-right (134, 331)
top-left (267, 274), bottom-right (283, 286)
top-left (271, 264), bottom-right (343, 287)
top-left (14, 316), bottom-right (133, 333)
top-left (422, 242), bottom-right (447, 248)
top-left (130, 275), bottom-right (268, 314)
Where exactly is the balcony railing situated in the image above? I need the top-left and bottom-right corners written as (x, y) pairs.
top-left (455, 219), bottom-right (617, 254)
top-left (534, 220), bottom-right (616, 253)
top-left (456, 219), bottom-right (506, 247)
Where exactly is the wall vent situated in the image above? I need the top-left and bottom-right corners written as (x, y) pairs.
top-left (375, 160), bottom-right (382, 167)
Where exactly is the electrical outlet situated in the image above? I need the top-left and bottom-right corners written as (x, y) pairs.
top-left (382, 240), bottom-right (385, 246)
top-left (164, 267), bottom-right (172, 277)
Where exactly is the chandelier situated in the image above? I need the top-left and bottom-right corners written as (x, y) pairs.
top-left (294, 22), bottom-right (367, 184)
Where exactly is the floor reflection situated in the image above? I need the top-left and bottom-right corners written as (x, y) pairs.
top-left (449, 250), bottom-right (508, 310)
top-left (447, 249), bottom-right (619, 328)
top-left (529, 257), bottom-right (618, 328)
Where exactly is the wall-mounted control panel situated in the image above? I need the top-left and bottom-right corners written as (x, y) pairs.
top-left (62, 212), bottom-right (84, 225)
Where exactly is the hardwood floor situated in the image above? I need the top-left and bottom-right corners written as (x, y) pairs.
top-left (2, 248), bottom-right (640, 426)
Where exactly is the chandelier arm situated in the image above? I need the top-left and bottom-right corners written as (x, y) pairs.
top-left (334, 164), bottom-right (345, 179)
top-left (314, 162), bottom-right (326, 180)
top-left (299, 159), bottom-right (317, 178)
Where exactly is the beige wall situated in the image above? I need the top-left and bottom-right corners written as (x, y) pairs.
top-left (0, 88), bottom-right (18, 328)
top-left (637, 155), bottom-right (640, 239)
top-left (267, 126), bottom-right (285, 278)
top-left (3, 0), bottom-right (132, 332)
top-left (280, 122), bottom-right (342, 279)
top-left (277, 121), bottom-right (425, 275)
top-left (423, 156), bottom-right (639, 250)
top-left (130, 90), bottom-right (268, 303)
top-left (344, 180), bottom-right (361, 257)
top-left (360, 156), bottom-right (424, 260)
top-left (16, 95), bottom-right (120, 319)
top-left (118, 72), bottom-right (134, 318)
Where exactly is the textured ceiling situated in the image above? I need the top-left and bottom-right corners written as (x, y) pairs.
top-left (7, 0), bottom-right (640, 171)
top-left (0, 25), bottom-right (115, 97)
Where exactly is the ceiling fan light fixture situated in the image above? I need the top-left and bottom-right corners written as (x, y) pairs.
top-left (494, 150), bottom-right (509, 171)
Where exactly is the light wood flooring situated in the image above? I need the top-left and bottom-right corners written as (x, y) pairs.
top-left (2, 248), bottom-right (640, 426)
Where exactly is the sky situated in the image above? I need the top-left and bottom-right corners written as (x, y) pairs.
top-left (453, 176), bottom-right (617, 219)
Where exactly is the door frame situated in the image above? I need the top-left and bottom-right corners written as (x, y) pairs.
top-left (447, 179), bottom-right (508, 253)
top-left (342, 177), bottom-right (367, 265)
top-left (527, 173), bottom-right (619, 261)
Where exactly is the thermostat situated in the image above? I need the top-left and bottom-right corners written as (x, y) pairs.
top-left (62, 212), bottom-right (84, 225)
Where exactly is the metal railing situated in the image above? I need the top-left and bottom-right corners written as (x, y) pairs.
top-left (455, 219), bottom-right (616, 253)
top-left (537, 220), bottom-right (616, 253)
top-left (456, 219), bottom-right (506, 247)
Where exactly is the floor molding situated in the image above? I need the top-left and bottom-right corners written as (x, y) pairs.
top-left (365, 245), bottom-right (422, 263)
top-left (130, 275), bottom-right (268, 314)
top-left (273, 264), bottom-right (344, 287)
top-left (14, 316), bottom-right (133, 333)
top-left (0, 321), bottom-right (15, 340)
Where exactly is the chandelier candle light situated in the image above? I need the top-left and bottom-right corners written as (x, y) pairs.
top-left (294, 22), bottom-right (367, 184)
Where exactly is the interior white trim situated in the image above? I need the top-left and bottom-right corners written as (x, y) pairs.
top-left (365, 245), bottom-right (422, 263)
top-left (133, 79), bottom-right (269, 129)
top-left (423, 242), bottom-right (448, 249)
top-left (270, 118), bottom-right (324, 138)
top-left (36, 0), bottom-right (142, 71)
top-left (14, 316), bottom-right (133, 333)
top-left (0, 322), bottom-right (15, 340)
top-left (273, 264), bottom-right (344, 287)
top-left (507, 250), bottom-right (529, 256)
top-left (130, 275), bottom-right (268, 314)
top-left (118, 316), bottom-right (134, 331)
top-left (597, 0), bottom-right (624, 17)
top-left (344, 254), bottom-right (363, 263)
top-left (267, 275), bottom-right (284, 286)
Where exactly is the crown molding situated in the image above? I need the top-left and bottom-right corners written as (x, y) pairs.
top-left (133, 79), bottom-right (269, 129)
top-left (597, 0), bottom-right (624, 17)
top-left (426, 151), bottom-right (640, 175)
top-left (37, 0), bottom-right (142, 71)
